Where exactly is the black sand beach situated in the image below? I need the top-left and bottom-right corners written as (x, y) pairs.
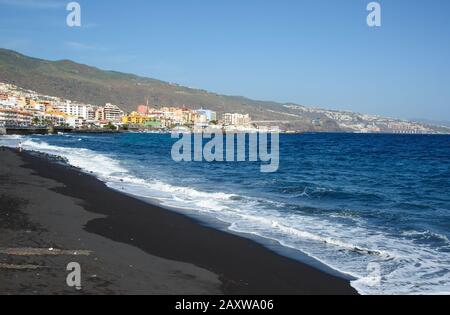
top-left (0, 147), bottom-right (358, 295)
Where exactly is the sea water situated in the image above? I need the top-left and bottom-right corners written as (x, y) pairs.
top-left (1, 133), bottom-right (449, 295)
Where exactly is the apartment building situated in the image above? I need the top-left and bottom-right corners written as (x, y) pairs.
top-left (53, 101), bottom-right (93, 120)
top-left (0, 96), bottom-right (18, 108)
top-left (122, 111), bottom-right (154, 125)
top-left (223, 113), bottom-right (251, 126)
top-left (104, 103), bottom-right (124, 122)
top-left (0, 109), bottom-right (33, 126)
top-left (195, 109), bottom-right (217, 122)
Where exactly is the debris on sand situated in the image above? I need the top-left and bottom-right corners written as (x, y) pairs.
top-left (0, 248), bottom-right (91, 257)
top-left (0, 263), bottom-right (43, 270)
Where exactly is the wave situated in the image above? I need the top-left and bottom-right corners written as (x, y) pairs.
top-left (402, 230), bottom-right (450, 246)
top-left (20, 138), bottom-right (128, 177)
top-left (1, 135), bottom-right (449, 295)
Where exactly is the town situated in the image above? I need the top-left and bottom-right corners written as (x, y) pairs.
top-left (1, 81), bottom-right (448, 135)
top-left (0, 82), bottom-right (257, 134)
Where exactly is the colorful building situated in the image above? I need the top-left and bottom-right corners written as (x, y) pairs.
top-left (137, 105), bottom-right (150, 115)
top-left (95, 107), bottom-right (105, 121)
top-left (122, 111), bottom-right (154, 125)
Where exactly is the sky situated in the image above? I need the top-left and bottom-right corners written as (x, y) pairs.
top-left (0, 0), bottom-right (449, 121)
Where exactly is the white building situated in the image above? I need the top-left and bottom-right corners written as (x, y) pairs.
top-left (66, 117), bottom-right (84, 128)
top-left (0, 97), bottom-right (18, 108)
top-left (33, 112), bottom-right (66, 126)
top-left (194, 113), bottom-right (209, 126)
top-left (195, 109), bottom-right (217, 122)
top-left (223, 113), bottom-right (251, 126)
top-left (0, 109), bottom-right (33, 126)
top-left (25, 104), bottom-right (45, 112)
top-left (53, 101), bottom-right (92, 120)
top-left (104, 103), bottom-right (124, 122)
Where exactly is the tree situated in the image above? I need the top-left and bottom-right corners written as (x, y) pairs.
top-left (32, 117), bottom-right (41, 126)
top-left (103, 122), bottom-right (117, 130)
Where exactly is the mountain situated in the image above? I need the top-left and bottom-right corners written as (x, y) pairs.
top-left (0, 48), bottom-right (331, 131)
top-left (0, 48), bottom-right (448, 134)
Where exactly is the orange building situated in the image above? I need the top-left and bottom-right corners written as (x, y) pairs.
top-left (137, 105), bottom-right (150, 115)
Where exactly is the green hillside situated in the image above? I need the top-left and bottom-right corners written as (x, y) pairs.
top-left (0, 48), bottom-right (344, 131)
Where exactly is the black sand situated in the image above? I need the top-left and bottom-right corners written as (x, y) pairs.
top-left (0, 147), bottom-right (358, 295)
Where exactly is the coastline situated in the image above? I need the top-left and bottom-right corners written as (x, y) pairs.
top-left (0, 147), bottom-right (358, 295)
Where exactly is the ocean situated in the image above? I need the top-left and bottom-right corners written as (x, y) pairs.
top-left (1, 133), bottom-right (449, 295)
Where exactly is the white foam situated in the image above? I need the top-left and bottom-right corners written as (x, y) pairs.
top-left (19, 138), bottom-right (128, 177)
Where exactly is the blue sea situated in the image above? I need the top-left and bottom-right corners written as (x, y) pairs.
top-left (1, 133), bottom-right (449, 294)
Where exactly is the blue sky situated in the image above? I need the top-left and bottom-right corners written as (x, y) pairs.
top-left (0, 0), bottom-right (449, 120)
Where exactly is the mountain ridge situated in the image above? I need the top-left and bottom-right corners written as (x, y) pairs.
top-left (0, 48), bottom-right (340, 131)
top-left (1, 48), bottom-right (448, 134)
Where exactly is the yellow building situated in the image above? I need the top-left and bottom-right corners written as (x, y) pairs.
top-left (122, 111), bottom-right (154, 125)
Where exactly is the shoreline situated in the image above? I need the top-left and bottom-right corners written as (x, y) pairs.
top-left (0, 147), bottom-right (358, 295)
